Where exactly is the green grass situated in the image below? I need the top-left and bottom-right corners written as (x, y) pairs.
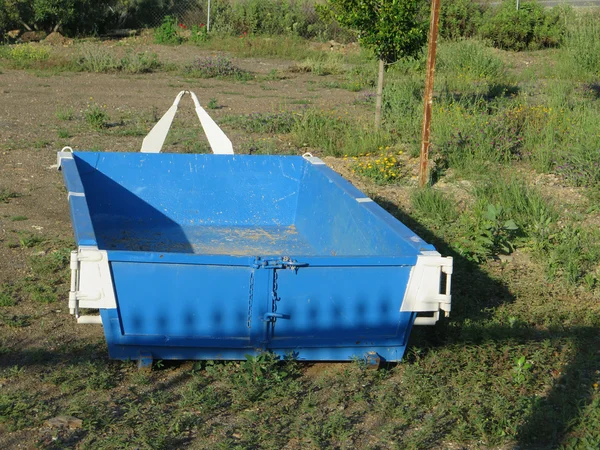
top-left (57, 128), bottom-right (71, 139)
top-left (194, 34), bottom-right (324, 60)
top-left (55, 106), bottom-right (74, 121)
top-left (292, 109), bottom-right (391, 157)
top-left (411, 187), bottom-right (460, 223)
top-left (0, 283), bottom-right (17, 307)
top-left (290, 53), bottom-right (346, 76)
top-left (221, 111), bottom-right (297, 134)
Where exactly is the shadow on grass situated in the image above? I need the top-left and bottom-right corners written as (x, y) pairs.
top-left (375, 195), bottom-right (600, 448)
top-left (438, 82), bottom-right (521, 107)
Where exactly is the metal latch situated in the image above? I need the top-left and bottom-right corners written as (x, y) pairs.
top-left (253, 257), bottom-right (308, 270)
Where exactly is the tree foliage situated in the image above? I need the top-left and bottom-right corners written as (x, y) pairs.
top-left (318, 0), bottom-right (428, 63)
top-left (0, 0), bottom-right (117, 36)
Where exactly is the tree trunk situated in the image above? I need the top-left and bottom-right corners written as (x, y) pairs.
top-left (374, 58), bottom-right (385, 129)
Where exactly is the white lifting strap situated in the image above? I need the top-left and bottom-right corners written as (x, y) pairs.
top-left (140, 90), bottom-right (234, 155)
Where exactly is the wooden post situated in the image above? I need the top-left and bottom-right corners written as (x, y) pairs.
top-left (418, 0), bottom-right (441, 187)
top-left (375, 59), bottom-right (385, 129)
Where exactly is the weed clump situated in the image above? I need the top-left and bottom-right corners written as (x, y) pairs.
top-left (75, 45), bottom-right (161, 74)
top-left (184, 56), bottom-right (252, 80)
top-left (85, 103), bottom-right (108, 130)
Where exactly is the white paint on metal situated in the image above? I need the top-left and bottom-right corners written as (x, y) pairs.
top-left (57, 150), bottom-right (73, 168)
top-left (302, 154), bottom-right (326, 165)
top-left (77, 315), bottom-right (103, 324)
top-left (141, 90), bottom-right (186, 153)
top-left (68, 192), bottom-right (85, 199)
top-left (69, 246), bottom-right (117, 325)
top-left (141, 90), bottom-right (233, 155)
top-left (401, 251), bottom-right (453, 325)
top-left (189, 91), bottom-right (234, 154)
top-left (355, 197), bottom-right (373, 203)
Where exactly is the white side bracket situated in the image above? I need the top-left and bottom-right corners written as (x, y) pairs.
top-left (401, 251), bottom-right (453, 325)
top-left (141, 90), bottom-right (234, 155)
top-left (69, 246), bottom-right (117, 325)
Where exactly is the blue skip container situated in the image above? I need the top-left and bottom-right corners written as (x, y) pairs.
top-left (58, 150), bottom-right (452, 364)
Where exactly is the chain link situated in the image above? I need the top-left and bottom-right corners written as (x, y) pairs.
top-left (146, 0), bottom-right (205, 28)
top-left (271, 269), bottom-right (279, 313)
top-left (247, 271), bottom-right (254, 329)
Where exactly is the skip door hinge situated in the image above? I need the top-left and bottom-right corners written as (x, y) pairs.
top-left (68, 247), bottom-right (117, 325)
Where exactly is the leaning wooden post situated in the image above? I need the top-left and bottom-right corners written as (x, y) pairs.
top-left (419, 0), bottom-right (441, 187)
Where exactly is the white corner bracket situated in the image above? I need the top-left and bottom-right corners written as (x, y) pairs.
top-left (302, 152), bottom-right (325, 165)
top-left (69, 246), bottom-right (117, 325)
top-left (141, 90), bottom-right (234, 155)
top-left (401, 251), bottom-right (453, 326)
top-left (56, 146), bottom-right (74, 169)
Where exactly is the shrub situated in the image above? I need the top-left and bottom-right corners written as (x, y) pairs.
top-left (439, 0), bottom-right (486, 40)
top-left (0, 0), bottom-right (116, 38)
top-left (154, 15), bottom-right (183, 44)
top-left (480, 1), bottom-right (566, 51)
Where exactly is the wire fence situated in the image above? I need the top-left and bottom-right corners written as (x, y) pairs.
top-left (142, 0), bottom-right (210, 29)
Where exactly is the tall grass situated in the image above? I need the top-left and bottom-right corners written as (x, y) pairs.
top-left (559, 11), bottom-right (600, 80)
top-left (74, 44), bottom-right (162, 73)
top-left (292, 109), bottom-right (390, 157)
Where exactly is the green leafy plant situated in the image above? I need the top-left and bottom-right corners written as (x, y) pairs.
top-left (207, 98), bottom-right (219, 109)
top-left (190, 23), bottom-right (209, 44)
top-left (455, 204), bottom-right (518, 262)
top-left (154, 15), bottom-right (183, 44)
top-left (512, 356), bottom-right (533, 385)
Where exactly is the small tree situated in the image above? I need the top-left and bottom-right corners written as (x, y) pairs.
top-left (319, 0), bottom-right (428, 128)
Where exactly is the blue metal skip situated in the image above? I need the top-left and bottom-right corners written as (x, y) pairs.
top-left (59, 151), bottom-right (452, 363)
